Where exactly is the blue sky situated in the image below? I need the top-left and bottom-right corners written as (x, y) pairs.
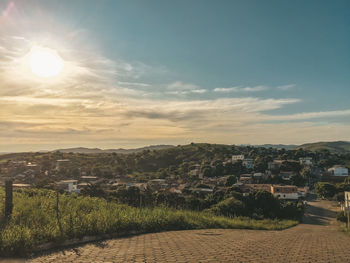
top-left (0, 0), bottom-right (349, 151)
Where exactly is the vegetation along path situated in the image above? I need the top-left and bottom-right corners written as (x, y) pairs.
top-left (27, 197), bottom-right (350, 263)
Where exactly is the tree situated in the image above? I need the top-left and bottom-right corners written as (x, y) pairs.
top-left (225, 175), bottom-right (237, 186)
top-left (245, 190), bottom-right (280, 219)
top-left (209, 197), bottom-right (245, 218)
top-left (291, 174), bottom-right (306, 187)
top-left (315, 182), bottom-right (336, 199)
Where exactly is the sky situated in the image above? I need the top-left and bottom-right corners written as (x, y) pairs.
top-left (0, 0), bottom-right (349, 152)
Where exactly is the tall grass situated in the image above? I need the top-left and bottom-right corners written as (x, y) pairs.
top-left (0, 188), bottom-right (297, 256)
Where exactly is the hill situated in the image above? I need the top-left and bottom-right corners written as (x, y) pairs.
top-left (296, 141), bottom-right (350, 153)
top-left (256, 144), bottom-right (297, 150)
top-left (54, 145), bottom-right (175, 154)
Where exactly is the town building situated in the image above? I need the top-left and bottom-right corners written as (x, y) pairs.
top-left (189, 164), bottom-right (202, 178)
top-left (56, 159), bottom-right (70, 171)
top-left (238, 174), bottom-right (253, 184)
top-left (279, 171), bottom-right (294, 181)
top-left (268, 160), bottom-right (284, 170)
top-left (328, 165), bottom-right (349, 176)
top-left (57, 179), bottom-right (80, 194)
top-left (270, 185), bottom-right (298, 200)
top-left (245, 184), bottom-right (272, 192)
top-left (299, 157), bottom-right (313, 166)
top-left (242, 158), bottom-right (254, 169)
top-left (232, 155), bottom-right (245, 162)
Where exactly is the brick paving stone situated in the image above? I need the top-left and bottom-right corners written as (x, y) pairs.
top-left (26, 199), bottom-right (350, 263)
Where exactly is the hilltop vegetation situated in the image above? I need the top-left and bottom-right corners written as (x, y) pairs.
top-left (1, 143), bottom-right (350, 183)
top-left (54, 145), bottom-right (175, 154)
top-left (296, 141), bottom-right (350, 154)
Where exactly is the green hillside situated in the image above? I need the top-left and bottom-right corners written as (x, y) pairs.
top-left (296, 141), bottom-right (350, 154)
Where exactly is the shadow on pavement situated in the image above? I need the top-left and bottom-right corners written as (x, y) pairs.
top-left (302, 198), bottom-right (337, 226)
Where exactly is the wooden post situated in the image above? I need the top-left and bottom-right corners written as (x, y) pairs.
top-left (56, 191), bottom-right (63, 236)
top-left (5, 179), bottom-right (13, 219)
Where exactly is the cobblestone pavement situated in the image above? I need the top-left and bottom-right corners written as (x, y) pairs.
top-left (26, 198), bottom-right (350, 263)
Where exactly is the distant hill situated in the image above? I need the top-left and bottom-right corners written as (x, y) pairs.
top-left (296, 141), bottom-right (350, 153)
top-left (54, 145), bottom-right (175, 154)
top-left (256, 144), bottom-right (297, 150)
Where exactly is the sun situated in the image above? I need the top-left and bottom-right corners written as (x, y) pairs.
top-left (29, 46), bottom-right (64, 78)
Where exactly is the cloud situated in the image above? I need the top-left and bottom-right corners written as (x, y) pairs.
top-left (265, 109), bottom-right (350, 121)
top-left (167, 81), bottom-right (199, 91)
top-left (213, 85), bottom-right (268, 93)
top-left (165, 81), bottom-right (207, 95)
top-left (118, 81), bottom-right (150, 87)
top-left (241, 86), bottom-right (268, 92)
top-left (213, 87), bottom-right (240, 93)
top-left (277, 84), bottom-right (296, 90)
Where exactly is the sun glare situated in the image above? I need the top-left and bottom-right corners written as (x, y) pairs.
top-left (29, 46), bottom-right (64, 78)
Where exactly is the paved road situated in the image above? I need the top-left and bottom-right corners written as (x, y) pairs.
top-left (27, 198), bottom-right (350, 263)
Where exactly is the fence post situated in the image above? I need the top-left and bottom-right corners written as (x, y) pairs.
top-left (56, 191), bottom-right (63, 236)
top-left (5, 179), bottom-right (13, 220)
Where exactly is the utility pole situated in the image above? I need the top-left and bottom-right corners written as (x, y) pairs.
top-left (5, 179), bottom-right (13, 220)
top-left (345, 192), bottom-right (350, 229)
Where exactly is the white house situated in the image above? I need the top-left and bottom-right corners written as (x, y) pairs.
top-left (328, 165), bottom-right (349, 176)
top-left (299, 157), bottom-right (313, 166)
top-left (232, 155), bottom-right (245, 162)
top-left (271, 185), bottom-right (299, 200)
top-left (57, 180), bottom-right (80, 194)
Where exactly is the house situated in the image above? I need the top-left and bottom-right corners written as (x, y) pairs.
top-left (242, 158), bottom-right (254, 169)
top-left (238, 174), bottom-right (253, 184)
top-left (148, 179), bottom-right (168, 191)
top-left (244, 184), bottom-right (272, 193)
top-left (253, 172), bottom-right (266, 179)
top-left (271, 185), bottom-right (298, 200)
top-left (134, 183), bottom-right (148, 191)
top-left (26, 162), bottom-right (40, 172)
top-left (57, 179), bottom-right (80, 194)
top-left (13, 183), bottom-right (31, 188)
top-left (80, 175), bottom-right (98, 182)
top-left (268, 160), bottom-right (284, 170)
top-left (232, 155), bottom-right (245, 162)
top-left (299, 157), bottom-right (313, 166)
top-left (189, 164), bottom-right (202, 178)
top-left (56, 159), bottom-right (70, 171)
top-left (297, 187), bottom-right (309, 198)
top-left (328, 165), bottom-right (348, 176)
top-left (232, 155), bottom-right (254, 169)
top-left (279, 171), bottom-right (294, 181)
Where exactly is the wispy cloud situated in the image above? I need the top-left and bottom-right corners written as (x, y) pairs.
top-left (213, 85), bottom-right (268, 93)
top-left (265, 109), bottom-right (350, 121)
top-left (166, 81), bottom-right (207, 95)
top-left (213, 87), bottom-right (240, 93)
top-left (277, 84), bottom-right (296, 90)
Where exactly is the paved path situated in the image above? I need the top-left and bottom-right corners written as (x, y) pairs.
top-left (27, 198), bottom-right (350, 263)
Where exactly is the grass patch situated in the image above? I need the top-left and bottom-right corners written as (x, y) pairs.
top-left (0, 188), bottom-right (297, 256)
